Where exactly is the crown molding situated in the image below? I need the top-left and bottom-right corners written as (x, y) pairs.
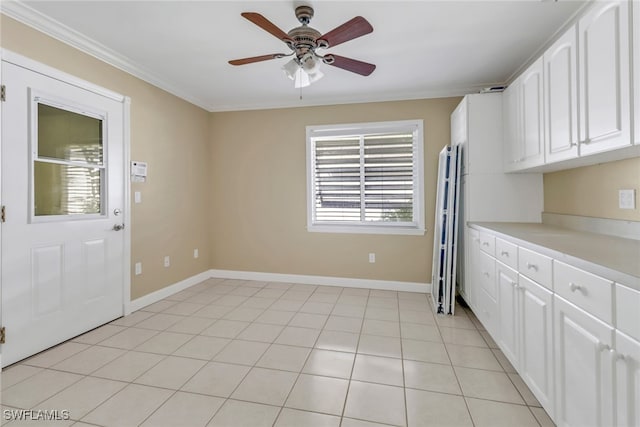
top-left (1, 0), bottom-right (213, 111)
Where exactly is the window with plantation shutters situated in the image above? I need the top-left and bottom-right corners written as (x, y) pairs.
top-left (306, 120), bottom-right (425, 235)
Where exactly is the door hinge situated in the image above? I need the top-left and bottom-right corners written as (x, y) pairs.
top-left (1, 205), bottom-right (5, 223)
top-left (0, 85), bottom-right (5, 102)
top-left (0, 327), bottom-right (5, 344)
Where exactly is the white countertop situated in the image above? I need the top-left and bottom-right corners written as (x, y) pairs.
top-left (469, 222), bottom-right (640, 291)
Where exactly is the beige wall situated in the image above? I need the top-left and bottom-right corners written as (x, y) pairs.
top-left (209, 98), bottom-right (461, 284)
top-left (544, 157), bottom-right (640, 222)
top-left (1, 16), bottom-right (212, 299)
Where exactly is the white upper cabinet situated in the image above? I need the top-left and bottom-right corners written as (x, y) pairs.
top-left (544, 26), bottom-right (579, 163)
top-left (578, 0), bottom-right (631, 155)
top-left (503, 58), bottom-right (545, 171)
top-left (519, 57), bottom-right (546, 168)
top-left (503, 79), bottom-right (522, 172)
top-left (504, 0), bottom-right (636, 172)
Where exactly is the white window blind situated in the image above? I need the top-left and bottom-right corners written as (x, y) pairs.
top-left (307, 120), bottom-right (424, 235)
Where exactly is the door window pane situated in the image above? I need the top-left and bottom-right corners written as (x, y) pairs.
top-left (37, 103), bottom-right (103, 165)
top-left (34, 162), bottom-right (102, 216)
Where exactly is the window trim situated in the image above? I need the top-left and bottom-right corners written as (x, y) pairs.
top-left (306, 119), bottom-right (425, 236)
top-left (29, 89), bottom-right (108, 223)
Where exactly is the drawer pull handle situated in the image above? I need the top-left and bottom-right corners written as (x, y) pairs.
top-left (483, 272), bottom-right (490, 277)
top-left (501, 251), bottom-right (509, 257)
top-left (526, 262), bottom-right (538, 271)
top-left (597, 343), bottom-right (611, 352)
top-left (569, 282), bottom-right (582, 292)
top-left (482, 242), bottom-right (490, 247)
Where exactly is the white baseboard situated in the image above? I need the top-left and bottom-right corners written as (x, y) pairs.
top-left (128, 269), bottom-right (431, 312)
top-left (209, 269), bottom-right (431, 294)
top-left (129, 270), bottom-right (212, 312)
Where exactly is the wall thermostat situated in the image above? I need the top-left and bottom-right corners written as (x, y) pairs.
top-left (131, 161), bottom-right (147, 183)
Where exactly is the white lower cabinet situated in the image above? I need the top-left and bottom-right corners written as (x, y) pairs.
top-left (463, 227), bottom-right (480, 311)
top-left (478, 251), bottom-right (498, 336)
top-left (519, 275), bottom-right (555, 418)
top-left (497, 262), bottom-right (519, 368)
top-left (554, 295), bottom-right (615, 427)
top-left (615, 331), bottom-right (640, 427)
top-left (466, 226), bottom-right (637, 427)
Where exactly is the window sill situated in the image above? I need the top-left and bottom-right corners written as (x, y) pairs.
top-left (307, 224), bottom-right (426, 236)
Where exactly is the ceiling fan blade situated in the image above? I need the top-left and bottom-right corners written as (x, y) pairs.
top-left (324, 54), bottom-right (376, 76)
top-left (317, 16), bottom-right (373, 48)
top-left (241, 12), bottom-right (293, 43)
top-left (229, 54), bottom-right (287, 66)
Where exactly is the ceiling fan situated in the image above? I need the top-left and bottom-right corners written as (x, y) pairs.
top-left (229, 5), bottom-right (376, 88)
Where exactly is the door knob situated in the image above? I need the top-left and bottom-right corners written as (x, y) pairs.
top-left (112, 224), bottom-right (125, 231)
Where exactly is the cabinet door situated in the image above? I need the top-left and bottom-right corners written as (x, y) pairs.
top-left (578, 1), bottom-right (631, 155)
top-left (477, 251), bottom-right (498, 335)
top-left (479, 251), bottom-right (497, 301)
top-left (554, 295), bottom-right (615, 427)
top-left (615, 331), bottom-right (640, 427)
top-left (519, 275), bottom-right (555, 418)
top-left (519, 57), bottom-right (545, 169)
top-left (503, 79), bottom-right (522, 172)
top-left (451, 98), bottom-right (467, 147)
top-left (497, 262), bottom-right (519, 368)
top-left (544, 26), bottom-right (579, 163)
top-left (462, 226), bottom-right (479, 310)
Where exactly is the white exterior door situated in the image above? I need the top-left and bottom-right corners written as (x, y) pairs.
top-left (1, 59), bottom-right (126, 366)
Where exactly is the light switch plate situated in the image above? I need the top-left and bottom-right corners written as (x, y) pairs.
top-left (619, 189), bottom-right (636, 210)
top-left (135, 262), bottom-right (142, 275)
top-left (134, 191), bottom-right (142, 204)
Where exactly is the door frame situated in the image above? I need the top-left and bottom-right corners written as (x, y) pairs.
top-left (0, 49), bottom-right (132, 367)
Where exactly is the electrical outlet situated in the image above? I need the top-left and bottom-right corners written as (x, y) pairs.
top-left (369, 253), bottom-right (376, 263)
top-left (164, 256), bottom-right (170, 267)
top-left (619, 189), bottom-right (636, 210)
top-left (194, 249), bottom-right (199, 259)
top-left (135, 262), bottom-right (142, 275)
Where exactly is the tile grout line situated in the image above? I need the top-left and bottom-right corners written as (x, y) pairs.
top-left (269, 284), bottom-right (346, 427)
top-left (338, 286), bottom-right (370, 425)
top-left (3, 279), bottom-right (548, 426)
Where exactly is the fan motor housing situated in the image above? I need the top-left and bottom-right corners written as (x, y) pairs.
top-left (288, 25), bottom-right (322, 57)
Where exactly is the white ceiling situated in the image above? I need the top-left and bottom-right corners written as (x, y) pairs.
top-left (2, 0), bottom-right (588, 112)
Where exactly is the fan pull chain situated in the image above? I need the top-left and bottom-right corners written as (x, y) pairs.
top-left (299, 84), bottom-right (303, 100)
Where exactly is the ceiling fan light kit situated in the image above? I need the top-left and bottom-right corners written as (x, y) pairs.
top-left (229, 5), bottom-right (376, 89)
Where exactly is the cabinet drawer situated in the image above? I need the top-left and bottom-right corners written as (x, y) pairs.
top-left (479, 232), bottom-right (495, 256)
top-left (615, 284), bottom-right (640, 341)
top-left (496, 238), bottom-right (518, 270)
top-left (554, 261), bottom-right (613, 324)
top-left (518, 247), bottom-right (552, 290)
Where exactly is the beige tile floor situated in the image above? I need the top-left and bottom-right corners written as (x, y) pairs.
top-left (1, 278), bottom-right (556, 426)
